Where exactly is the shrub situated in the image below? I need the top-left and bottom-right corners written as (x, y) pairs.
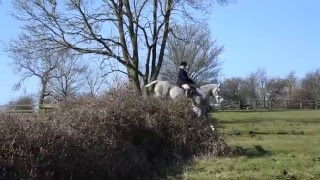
top-left (0, 89), bottom-right (230, 179)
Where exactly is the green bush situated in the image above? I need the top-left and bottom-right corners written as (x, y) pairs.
top-left (0, 89), bottom-right (230, 179)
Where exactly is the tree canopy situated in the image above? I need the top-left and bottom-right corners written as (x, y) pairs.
top-left (10, 0), bottom-right (228, 94)
top-left (160, 24), bottom-right (223, 83)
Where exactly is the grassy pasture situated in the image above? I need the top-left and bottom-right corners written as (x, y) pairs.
top-left (172, 110), bottom-right (320, 179)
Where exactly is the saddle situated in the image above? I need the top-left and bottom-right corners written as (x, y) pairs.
top-left (180, 86), bottom-right (198, 98)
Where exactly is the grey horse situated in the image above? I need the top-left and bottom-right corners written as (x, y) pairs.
top-left (145, 80), bottom-right (223, 118)
top-left (145, 80), bottom-right (223, 102)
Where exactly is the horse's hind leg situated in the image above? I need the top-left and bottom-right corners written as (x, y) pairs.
top-left (155, 91), bottom-right (161, 97)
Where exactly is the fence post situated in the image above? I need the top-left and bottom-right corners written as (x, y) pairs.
top-left (300, 101), bottom-right (302, 109)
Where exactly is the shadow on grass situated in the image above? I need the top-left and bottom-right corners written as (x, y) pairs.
top-left (164, 163), bottom-right (187, 180)
top-left (233, 145), bottom-right (272, 158)
top-left (223, 130), bottom-right (305, 137)
top-left (164, 144), bottom-right (273, 179)
top-left (289, 119), bottom-right (320, 124)
top-left (210, 117), bottom-right (267, 127)
top-left (214, 109), bottom-right (317, 113)
top-left (248, 130), bottom-right (305, 135)
top-left (220, 118), bottom-right (266, 124)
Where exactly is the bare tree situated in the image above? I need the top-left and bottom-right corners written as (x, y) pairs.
top-left (265, 78), bottom-right (288, 108)
top-left (160, 24), bottom-right (223, 83)
top-left (243, 73), bottom-right (260, 105)
top-left (11, 0), bottom-right (228, 94)
top-left (254, 69), bottom-right (268, 108)
top-left (221, 77), bottom-right (256, 107)
top-left (48, 53), bottom-right (87, 101)
top-left (220, 77), bottom-right (242, 102)
top-left (242, 69), bottom-right (269, 107)
top-left (8, 36), bottom-right (62, 107)
top-left (301, 68), bottom-right (320, 106)
top-left (284, 71), bottom-right (298, 100)
top-left (84, 67), bottom-right (107, 97)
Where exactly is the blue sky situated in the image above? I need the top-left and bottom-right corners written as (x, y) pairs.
top-left (211, 0), bottom-right (320, 78)
top-left (1, 0), bottom-right (320, 104)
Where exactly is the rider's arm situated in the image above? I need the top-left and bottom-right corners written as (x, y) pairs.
top-left (184, 71), bottom-right (195, 84)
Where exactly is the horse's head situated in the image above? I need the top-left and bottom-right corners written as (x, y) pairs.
top-left (211, 84), bottom-right (223, 104)
top-left (198, 83), bottom-right (224, 103)
top-left (212, 84), bottom-right (224, 104)
top-left (197, 83), bottom-right (223, 104)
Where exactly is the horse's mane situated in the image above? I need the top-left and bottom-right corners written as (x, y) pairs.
top-left (199, 84), bottom-right (219, 91)
top-left (196, 84), bottom-right (218, 97)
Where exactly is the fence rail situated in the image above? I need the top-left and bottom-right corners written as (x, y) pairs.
top-left (2, 104), bottom-right (58, 114)
top-left (211, 99), bottom-right (320, 110)
top-left (286, 100), bottom-right (320, 109)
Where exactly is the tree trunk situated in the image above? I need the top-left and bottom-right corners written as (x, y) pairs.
top-left (127, 67), bottom-right (142, 94)
top-left (38, 80), bottom-right (48, 109)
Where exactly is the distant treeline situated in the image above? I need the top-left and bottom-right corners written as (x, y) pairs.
top-left (220, 68), bottom-right (320, 109)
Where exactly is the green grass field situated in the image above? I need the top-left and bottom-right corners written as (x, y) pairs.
top-left (173, 110), bottom-right (320, 179)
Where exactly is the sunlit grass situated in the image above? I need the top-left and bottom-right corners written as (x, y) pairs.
top-left (174, 110), bottom-right (320, 179)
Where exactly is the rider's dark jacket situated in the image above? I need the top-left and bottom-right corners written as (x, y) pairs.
top-left (177, 68), bottom-right (195, 87)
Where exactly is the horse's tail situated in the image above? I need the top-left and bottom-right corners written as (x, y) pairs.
top-left (145, 80), bottom-right (159, 87)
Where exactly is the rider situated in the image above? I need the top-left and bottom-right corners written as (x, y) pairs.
top-left (177, 61), bottom-right (196, 97)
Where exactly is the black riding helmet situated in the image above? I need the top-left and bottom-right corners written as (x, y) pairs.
top-left (180, 61), bottom-right (187, 67)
